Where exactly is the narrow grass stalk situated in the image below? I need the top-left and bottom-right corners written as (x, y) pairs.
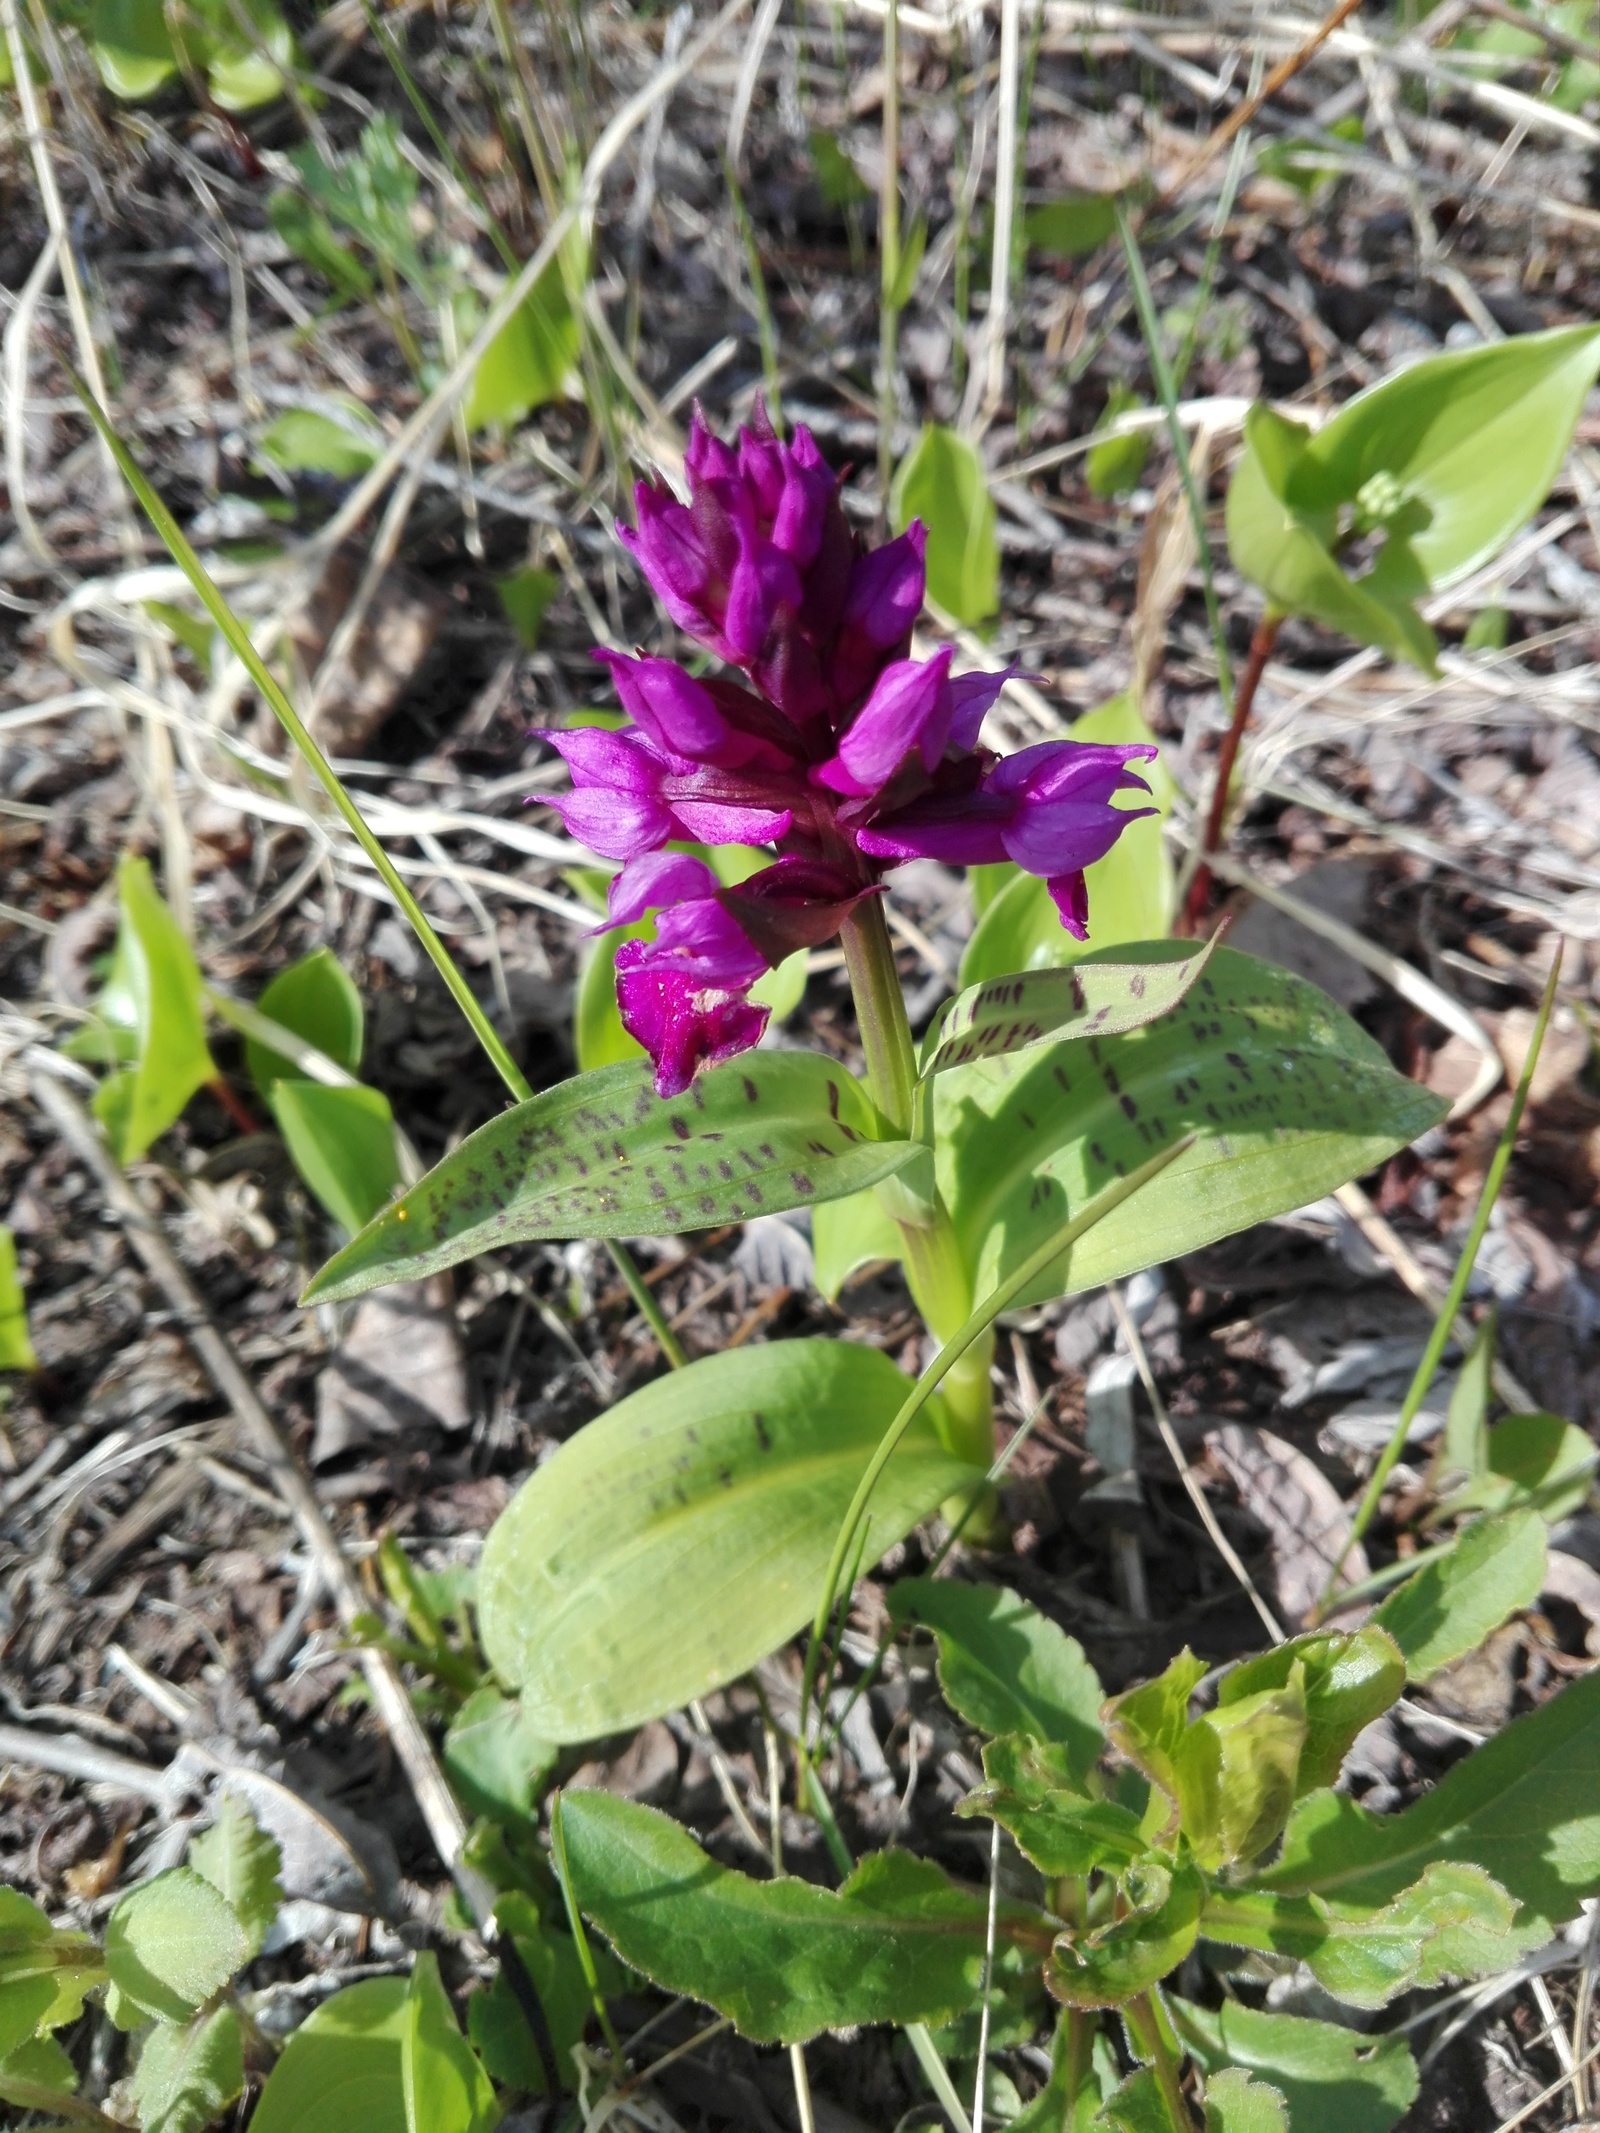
top-left (982, 0), bottom-right (1020, 415)
top-left (78, 382), bottom-right (683, 1366)
top-left (908, 2023), bottom-right (976, 2133)
top-left (549, 1792), bottom-right (623, 2058)
top-left (726, 157), bottom-right (783, 414)
top-left (1316, 946), bottom-right (1565, 1612)
top-left (798, 1132), bottom-right (1194, 1745)
top-left (1115, 202), bottom-right (1233, 715)
top-left (877, 0), bottom-right (901, 505)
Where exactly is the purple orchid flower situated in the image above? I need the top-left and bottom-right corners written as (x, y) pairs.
top-left (538, 403), bottom-right (1157, 1094)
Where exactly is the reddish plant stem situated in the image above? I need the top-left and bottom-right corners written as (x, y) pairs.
top-left (208, 1076), bottom-right (260, 1137)
top-left (1182, 611), bottom-right (1280, 932)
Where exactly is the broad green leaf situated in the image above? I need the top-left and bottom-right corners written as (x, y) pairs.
top-left (88, 0), bottom-right (175, 97)
top-left (268, 190), bottom-right (374, 304)
top-left (1215, 1628), bottom-right (1405, 1794)
top-left (1204, 2068), bottom-right (1289, 2133)
top-left (923, 940), bottom-right (1213, 1079)
top-left (1170, 1996), bottom-right (1418, 2133)
top-left (1284, 324), bottom-right (1600, 588)
top-left (1443, 1410), bottom-right (1597, 1523)
top-left (887, 1576), bottom-right (1105, 1773)
top-left (303, 1054), bottom-right (918, 1304)
top-left (1206, 1673), bottom-right (1308, 1867)
top-left (1095, 2067), bottom-right (1169, 2133)
top-left (271, 1081), bottom-right (400, 1234)
top-left (960, 693), bottom-right (1175, 989)
top-left (497, 565), bottom-right (560, 648)
top-left (1203, 1861), bottom-right (1531, 2009)
top-left (0, 2029), bottom-right (78, 2096)
top-left (465, 261), bottom-right (579, 429)
top-left (0, 1977), bottom-right (53, 2067)
top-left (1104, 1648), bottom-right (1212, 1847)
top-left (129, 2005), bottom-right (244, 2133)
top-left (477, 1340), bottom-right (979, 1739)
top-left (443, 1688), bottom-right (559, 1838)
top-left (1256, 1664), bottom-right (1600, 1931)
top-left (891, 423), bottom-right (998, 626)
top-left (257, 409), bottom-right (380, 481)
top-left (91, 856), bottom-right (217, 1163)
top-left (937, 942), bottom-right (1444, 1308)
top-left (811, 1181), bottom-right (904, 1302)
top-left (1087, 385), bottom-right (1152, 501)
top-left (249, 1978), bottom-right (409, 2133)
top-left (401, 1952), bottom-right (497, 2133)
top-left (204, 11), bottom-right (293, 110)
top-left (247, 946), bottom-right (364, 1090)
top-left (1026, 193), bottom-right (1118, 257)
top-left (0, 1892), bottom-right (103, 2035)
top-left (559, 1791), bottom-right (1048, 2043)
top-left (187, 1794), bottom-right (282, 1958)
top-left (809, 127), bottom-right (871, 207)
top-left (960, 1737), bottom-right (1146, 1876)
top-left (0, 1228), bottom-right (36, 1373)
top-left (1373, 1510), bottom-right (1546, 1683)
top-left (469, 1891), bottom-right (625, 2093)
top-left (104, 1867), bottom-right (249, 2024)
top-left (1047, 1855), bottom-right (1204, 2008)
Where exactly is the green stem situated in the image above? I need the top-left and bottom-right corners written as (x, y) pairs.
top-left (75, 376), bottom-right (677, 1369)
top-left (838, 898), bottom-right (917, 1134)
top-left (1315, 946), bottom-right (1564, 1612)
top-left (1124, 1993), bottom-right (1194, 2132)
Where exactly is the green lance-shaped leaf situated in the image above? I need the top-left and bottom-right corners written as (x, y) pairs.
top-left (249, 1977), bottom-right (410, 2133)
top-left (1373, 1509), bottom-right (1546, 1683)
top-left (129, 2005), bottom-right (244, 2133)
top-left (187, 1794), bottom-right (283, 1959)
top-left (1170, 1996), bottom-right (1419, 2133)
top-left (961, 693), bottom-right (1176, 990)
top-left (1213, 1627), bottom-right (1405, 1795)
top-left (959, 1737), bottom-right (1147, 1877)
top-left (272, 1081), bottom-right (401, 1234)
top-left (442, 1688), bottom-right (559, 1841)
top-left (85, 855), bottom-right (217, 1163)
top-left (402, 1951), bottom-right (498, 2133)
top-left (104, 1867), bottom-right (249, 2024)
top-left (937, 942), bottom-right (1444, 1309)
top-left (304, 1052), bottom-right (916, 1304)
top-left (891, 423), bottom-right (999, 626)
top-left (247, 946), bottom-right (365, 1092)
top-left (1253, 1662), bottom-right (1600, 1935)
top-left (465, 251), bottom-right (582, 430)
top-left (558, 1790), bottom-right (1051, 2044)
top-left (887, 1576), bottom-right (1105, 1775)
top-left (1202, 1861), bottom-right (1532, 2010)
top-left (922, 939), bottom-right (1215, 1079)
top-left (256, 408), bottom-right (381, 482)
top-left (1046, 1854), bottom-right (1205, 2010)
top-left (476, 1340), bottom-right (980, 1741)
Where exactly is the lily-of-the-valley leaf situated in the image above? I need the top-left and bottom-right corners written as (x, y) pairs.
top-left (304, 1052), bottom-right (917, 1303)
top-left (476, 1341), bottom-right (982, 1740)
top-left (937, 943), bottom-right (1445, 1307)
top-left (921, 938), bottom-right (1215, 1079)
top-left (558, 1790), bottom-right (1052, 2044)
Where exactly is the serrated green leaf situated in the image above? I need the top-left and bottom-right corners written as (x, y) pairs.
top-left (187, 1794), bottom-right (282, 1959)
top-left (477, 1340), bottom-right (979, 1739)
top-left (0, 1891), bottom-right (104, 2037)
top-left (104, 1867), bottom-right (249, 2023)
top-left (887, 1577), bottom-right (1105, 1772)
top-left (1203, 1861), bottom-right (1532, 2009)
top-left (1373, 1510), bottom-right (1546, 1683)
top-left (937, 942), bottom-right (1445, 1308)
top-left (247, 947), bottom-right (364, 1090)
top-left (303, 1053), bottom-right (918, 1304)
top-left (960, 1736), bottom-right (1146, 1876)
top-left (1215, 1628), bottom-right (1405, 1795)
top-left (129, 2005), bottom-right (243, 2133)
top-left (924, 941), bottom-right (1211, 1079)
top-left (1257, 1663), bottom-right (1600, 1933)
top-left (401, 1951), bottom-right (497, 2133)
top-left (1047, 1855), bottom-right (1205, 2009)
top-left (560, 1791), bottom-right (1048, 2043)
top-left (291, 117), bottom-right (431, 294)
top-left (271, 1081), bottom-right (400, 1234)
top-left (90, 856), bottom-right (217, 1163)
top-left (0, 1229), bottom-right (36, 1374)
top-left (1204, 2066), bottom-right (1289, 2133)
top-left (443, 1688), bottom-right (558, 1838)
top-left (249, 1978), bottom-right (409, 2133)
top-left (1170, 1996), bottom-right (1418, 2133)
top-left (891, 423), bottom-right (998, 625)
top-left (1094, 2065), bottom-right (1170, 2133)
top-left (257, 410), bottom-right (380, 482)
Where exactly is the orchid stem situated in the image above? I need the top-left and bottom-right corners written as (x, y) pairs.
top-left (838, 898), bottom-right (917, 1135)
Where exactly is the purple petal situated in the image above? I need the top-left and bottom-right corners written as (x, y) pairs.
top-left (537, 724), bottom-right (685, 791)
top-left (771, 426), bottom-right (835, 570)
top-left (616, 958), bottom-right (770, 1096)
top-left (1047, 871), bottom-right (1090, 937)
top-left (986, 738), bottom-right (1157, 804)
top-left (946, 661), bottom-right (1021, 754)
top-left (1000, 795), bottom-right (1155, 880)
top-left (606, 850), bottom-right (719, 925)
top-left (819, 649), bottom-right (954, 796)
top-left (598, 652), bottom-right (729, 761)
top-left (737, 408), bottom-right (786, 519)
top-left (550, 788), bottom-right (675, 860)
top-left (685, 405), bottom-right (740, 486)
top-left (669, 799), bottom-right (792, 845)
top-left (620, 488), bottom-right (723, 647)
top-left (855, 797), bottom-right (1013, 867)
top-left (722, 519), bottom-right (803, 662)
top-left (842, 521), bottom-right (927, 642)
